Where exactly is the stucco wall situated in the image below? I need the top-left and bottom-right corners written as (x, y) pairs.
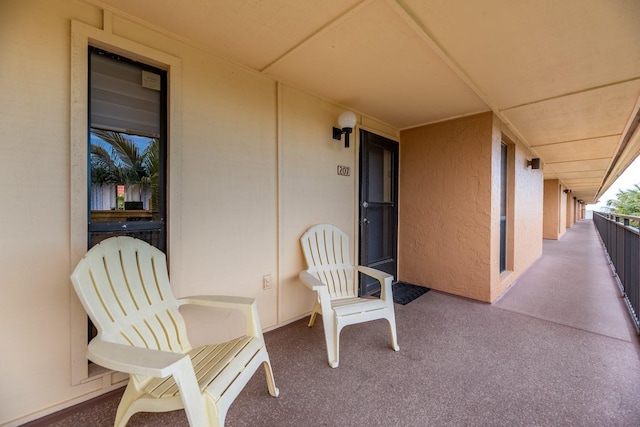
top-left (543, 180), bottom-right (559, 239)
top-left (493, 126), bottom-right (544, 300)
top-left (543, 179), bottom-right (568, 240)
top-left (399, 113), bottom-right (495, 302)
top-left (0, 1), bottom-right (397, 424)
top-left (399, 113), bottom-right (543, 302)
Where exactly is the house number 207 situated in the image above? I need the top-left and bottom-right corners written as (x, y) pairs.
top-left (337, 165), bottom-right (350, 176)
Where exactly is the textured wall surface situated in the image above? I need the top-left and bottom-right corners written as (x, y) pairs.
top-left (543, 179), bottom-right (569, 240)
top-left (491, 124), bottom-right (544, 300)
top-left (399, 113), bottom-right (494, 301)
top-left (399, 113), bottom-right (543, 302)
top-left (543, 180), bottom-right (559, 239)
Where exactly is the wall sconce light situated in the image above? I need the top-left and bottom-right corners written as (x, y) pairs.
top-left (332, 111), bottom-right (357, 148)
top-left (527, 158), bottom-right (541, 169)
top-left (564, 189), bottom-right (572, 194)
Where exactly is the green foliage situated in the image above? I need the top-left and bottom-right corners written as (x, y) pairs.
top-left (143, 138), bottom-right (161, 213)
top-left (606, 183), bottom-right (640, 216)
top-left (90, 130), bottom-right (161, 213)
top-left (91, 130), bottom-right (150, 185)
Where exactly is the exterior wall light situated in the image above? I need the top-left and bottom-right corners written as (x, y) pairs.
top-left (527, 158), bottom-right (541, 169)
top-left (332, 110), bottom-right (357, 148)
top-left (564, 189), bottom-right (572, 194)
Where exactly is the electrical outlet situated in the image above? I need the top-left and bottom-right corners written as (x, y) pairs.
top-left (262, 274), bottom-right (272, 290)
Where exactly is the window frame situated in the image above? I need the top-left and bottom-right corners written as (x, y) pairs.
top-left (70, 18), bottom-right (182, 386)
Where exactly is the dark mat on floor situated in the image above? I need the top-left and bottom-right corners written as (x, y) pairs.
top-left (372, 281), bottom-right (430, 305)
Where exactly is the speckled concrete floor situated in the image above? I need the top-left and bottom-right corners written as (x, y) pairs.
top-left (31, 220), bottom-right (640, 427)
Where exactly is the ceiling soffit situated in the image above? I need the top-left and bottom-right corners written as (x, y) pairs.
top-left (92, 0), bottom-right (640, 203)
top-left (262, 0), bottom-right (489, 129)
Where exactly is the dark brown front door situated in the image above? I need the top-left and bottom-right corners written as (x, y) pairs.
top-left (358, 130), bottom-right (399, 295)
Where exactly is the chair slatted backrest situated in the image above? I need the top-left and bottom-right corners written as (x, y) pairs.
top-left (300, 224), bottom-right (355, 298)
top-left (71, 236), bottom-right (191, 353)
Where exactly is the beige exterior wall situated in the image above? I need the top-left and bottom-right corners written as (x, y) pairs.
top-left (543, 179), bottom-right (568, 240)
top-left (500, 129), bottom-right (545, 300)
top-left (566, 194), bottom-right (576, 228)
top-left (560, 188), bottom-right (568, 236)
top-left (1, 1), bottom-right (547, 424)
top-left (398, 113), bottom-right (543, 303)
top-left (0, 1), bottom-right (399, 424)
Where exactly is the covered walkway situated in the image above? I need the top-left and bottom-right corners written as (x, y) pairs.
top-left (32, 220), bottom-right (640, 426)
top-left (495, 218), bottom-right (638, 342)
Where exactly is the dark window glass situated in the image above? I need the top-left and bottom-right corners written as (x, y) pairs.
top-left (88, 47), bottom-right (167, 252)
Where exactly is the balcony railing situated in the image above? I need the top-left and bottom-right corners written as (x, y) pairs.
top-left (593, 212), bottom-right (640, 332)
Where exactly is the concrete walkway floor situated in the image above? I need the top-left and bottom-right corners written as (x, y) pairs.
top-left (227, 218), bottom-right (640, 426)
top-left (494, 219), bottom-right (639, 343)
top-left (32, 219), bottom-right (640, 427)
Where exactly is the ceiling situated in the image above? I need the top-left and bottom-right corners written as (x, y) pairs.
top-left (94, 0), bottom-right (640, 203)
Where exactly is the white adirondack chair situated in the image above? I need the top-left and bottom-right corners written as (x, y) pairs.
top-left (70, 236), bottom-right (279, 427)
top-left (299, 224), bottom-right (399, 368)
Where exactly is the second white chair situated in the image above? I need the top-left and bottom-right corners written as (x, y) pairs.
top-left (299, 223), bottom-right (399, 368)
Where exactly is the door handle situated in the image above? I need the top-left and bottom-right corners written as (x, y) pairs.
top-left (362, 201), bottom-right (369, 208)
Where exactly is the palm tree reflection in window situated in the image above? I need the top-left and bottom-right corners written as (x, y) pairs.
top-left (90, 130), bottom-right (159, 221)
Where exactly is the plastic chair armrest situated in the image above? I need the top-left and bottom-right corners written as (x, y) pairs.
top-left (177, 295), bottom-right (263, 338)
top-left (178, 295), bottom-right (255, 309)
top-left (299, 270), bottom-right (328, 292)
top-left (354, 265), bottom-right (394, 301)
top-left (87, 339), bottom-right (188, 378)
top-left (354, 265), bottom-right (393, 285)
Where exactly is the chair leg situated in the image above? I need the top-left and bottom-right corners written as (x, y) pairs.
top-left (308, 301), bottom-right (320, 327)
top-left (332, 323), bottom-right (343, 368)
top-left (387, 315), bottom-right (400, 351)
top-left (262, 359), bottom-right (280, 397)
top-left (321, 314), bottom-right (339, 368)
top-left (308, 311), bottom-right (317, 327)
top-left (113, 383), bottom-right (141, 427)
top-left (173, 360), bottom-right (210, 427)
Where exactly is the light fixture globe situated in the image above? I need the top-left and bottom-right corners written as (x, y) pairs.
top-left (337, 110), bottom-right (357, 130)
top-left (332, 110), bottom-right (357, 148)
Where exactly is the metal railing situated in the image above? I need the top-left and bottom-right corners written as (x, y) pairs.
top-left (593, 212), bottom-right (640, 332)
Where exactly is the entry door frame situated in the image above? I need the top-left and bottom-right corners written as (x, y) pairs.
top-left (358, 129), bottom-right (399, 295)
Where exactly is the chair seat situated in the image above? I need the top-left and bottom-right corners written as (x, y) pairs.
top-left (331, 297), bottom-right (388, 317)
top-left (145, 336), bottom-right (264, 402)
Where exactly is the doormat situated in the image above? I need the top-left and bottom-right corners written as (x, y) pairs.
top-left (372, 282), bottom-right (430, 305)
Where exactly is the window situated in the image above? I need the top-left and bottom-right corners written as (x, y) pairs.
top-left (88, 47), bottom-right (167, 252)
top-left (500, 142), bottom-right (508, 272)
top-left (71, 21), bottom-right (181, 385)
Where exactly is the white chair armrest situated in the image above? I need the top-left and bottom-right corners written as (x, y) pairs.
top-left (354, 265), bottom-right (394, 301)
top-left (354, 265), bottom-right (393, 285)
top-left (299, 270), bottom-right (328, 292)
top-left (178, 295), bottom-right (255, 309)
top-left (177, 295), bottom-right (263, 338)
top-left (87, 339), bottom-right (188, 378)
